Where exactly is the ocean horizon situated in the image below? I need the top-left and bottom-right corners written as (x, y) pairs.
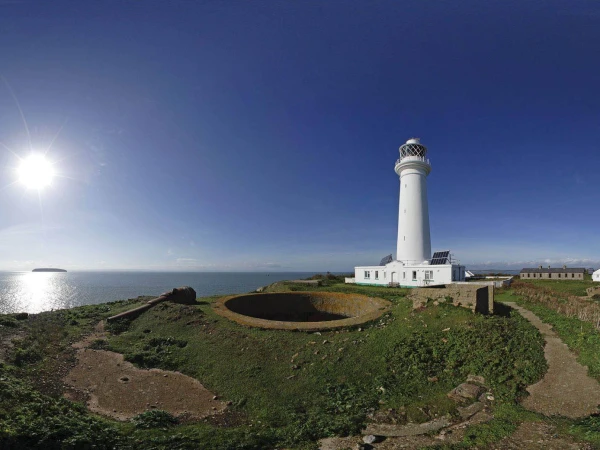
top-left (0, 271), bottom-right (325, 315)
top-left (0, 269), bottom-right (521, 315)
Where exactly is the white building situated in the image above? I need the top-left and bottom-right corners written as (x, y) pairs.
top-left (593, 269), bottom-right (600, 282)
top-left (353, 138), bottom-right (465, 288)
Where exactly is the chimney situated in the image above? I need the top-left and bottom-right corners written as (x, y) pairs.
top-left (548, 265), bottom-right (551, 269)
top-left (539, 265), bottom-right (543, 269)
top-left (563, 265), bottom-right (567, 269)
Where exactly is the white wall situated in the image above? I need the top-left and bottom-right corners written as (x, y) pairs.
top-left (396, 161), bottom-right (432, 264)
top-left (354, 266), bottom-right (388, 286)
top-left (593, 270), bottom-right (600, 282)
top-left (353, 262), bottom-right (465, 287)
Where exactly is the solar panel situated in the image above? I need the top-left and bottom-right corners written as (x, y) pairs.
top-left (430, 251), bottom-right (450, 265)
top-left (380, 254), bottom-right (393, 266)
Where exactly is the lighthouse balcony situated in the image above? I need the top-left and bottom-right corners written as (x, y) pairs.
top-left (396, 155), bottom-right (430, 166)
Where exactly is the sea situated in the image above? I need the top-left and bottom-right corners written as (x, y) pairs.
top-left (0, 269), bottom-right (522, 315)
top-left (0, 271), bottom-right (320, 315)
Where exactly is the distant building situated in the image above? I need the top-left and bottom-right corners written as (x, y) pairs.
top-left (593, 269), bottom-right (600, 282)
top-left (520, 266), bottom-right (585, 280)
top-left (588, 268), bottom-right (595, 275)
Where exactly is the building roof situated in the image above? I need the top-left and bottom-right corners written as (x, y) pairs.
top-left (521, 268), bottom-right (586, 274)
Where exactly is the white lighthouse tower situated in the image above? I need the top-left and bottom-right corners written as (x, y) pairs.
top-left (395, 138), bottom-right (431, 264)
top-left (352, 137), bottom-right (465, 287)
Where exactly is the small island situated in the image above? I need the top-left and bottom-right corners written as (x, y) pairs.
top-left (32, 268), bottom-right (67, 272)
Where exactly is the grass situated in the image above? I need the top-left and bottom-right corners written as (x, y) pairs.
top-left (517, 277), bottom-right (595, 297)
top-left (496, 287), bottom-right (600, 446)
top-left (0, 281), bottom-right (574, 449)
top-left (102, 283), bottom-right (547, 448)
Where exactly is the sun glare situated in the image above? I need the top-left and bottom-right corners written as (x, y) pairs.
top-left (17, 154), bottom-right (55, 190)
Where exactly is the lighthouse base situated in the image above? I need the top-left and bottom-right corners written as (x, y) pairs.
top-left (353, 261), bottom-right (465, 288)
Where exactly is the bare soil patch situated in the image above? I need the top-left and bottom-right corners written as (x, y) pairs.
top-left (64, 321), bottom-right (226, 421)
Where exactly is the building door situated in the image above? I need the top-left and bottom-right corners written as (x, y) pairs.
top-left (391, 272), bottom-right (397, 283)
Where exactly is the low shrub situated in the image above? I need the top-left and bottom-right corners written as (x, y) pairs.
top-left (105, 317), bottom-right (132, 334)
top-left (0, 316), bottom-right (19, 328)
top-left (89, 339), bottom-right (110, 350)
top-left (131, 410), bottom-right (179, 429)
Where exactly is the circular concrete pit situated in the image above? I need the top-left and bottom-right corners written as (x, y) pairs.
top-left (213, 292), bottom-right (391, 330)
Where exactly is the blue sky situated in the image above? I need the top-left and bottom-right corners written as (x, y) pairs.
top-left (0, 0), bottom-right (598, 272)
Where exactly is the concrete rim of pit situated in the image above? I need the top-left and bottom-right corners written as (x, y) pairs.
top-left (213, 291), bottom-right (392, 331)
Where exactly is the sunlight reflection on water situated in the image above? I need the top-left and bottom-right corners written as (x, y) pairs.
top-left (0, 271), bottom-right (319, 314)
top-left (0, 272), bottom-right (78, 314)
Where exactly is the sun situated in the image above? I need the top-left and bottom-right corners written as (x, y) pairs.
top-left (17, 154), bottom-right (56, 190)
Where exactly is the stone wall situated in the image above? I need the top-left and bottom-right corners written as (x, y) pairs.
top-left (409, 284), bottom-right (494, 314)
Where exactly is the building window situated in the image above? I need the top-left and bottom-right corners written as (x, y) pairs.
top-left (572, 273), bottom-right (575, 278)
top-left (375, 271), bottom-right (379, 280)
top-left (425, 270), bottom-right (434, 280)
top-left (384, 272), bottom-right (386, 279)
top-left (403, 272), bottom-right (406, 279)
top-left (412, 271), bottom-right (417, 281)
top-left (528, 273), bottom-right (530, 278)
top-left (558, 273), bottom-right (561, 278)
top-left (364, 271), bottom-right (370, 279)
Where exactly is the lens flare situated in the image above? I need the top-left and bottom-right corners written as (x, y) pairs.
top-left (17, 154), bottom-right (55, 190)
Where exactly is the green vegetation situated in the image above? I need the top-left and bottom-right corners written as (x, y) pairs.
top-left (131, 410), bottom-right (179, 429)
top-left (0, 363), bottom-right (121, 449)
top-left (496, 286), bottom-right (600, 445)
top-left (2, 280), bottom-right (596, 449)
top-left (517, 277), bottom-right (594, 296)
top-left (498, 288), bottom-right (600, 383)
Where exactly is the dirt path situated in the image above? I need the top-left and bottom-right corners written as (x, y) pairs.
top-left (505, 302), bottom-right (600, 418)
top-left (63, 321), bottom-right (226, 421)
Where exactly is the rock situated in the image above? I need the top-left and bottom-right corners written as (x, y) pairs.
top-left (356, 444), bottom-right (374, 450)
top-left (365, 416), bottom-right (451, 437)
top-left (362, 434), bottom-right (383, 444)
top-left (467, 410), bottom-right (494, 425)
top-left (478, 391), bottom-right (494, 403)
top-left (448, 383), bottom-right (484, 402)
top-left (466, 374), bottom-right (486, 385)
top-left (167, 286), bottom-right (197, 305)
top-left (457, 401), bottom-right (485, 420)
top-left (119, 376), bottom-right (129, 382)
top-left (427, 376), bottom-right (438, 382)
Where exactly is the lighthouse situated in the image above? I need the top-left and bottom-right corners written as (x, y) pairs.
top-left (395, 138), bottom-right (431, 264)
top-left (351, 137), bottom-right (465, 287)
